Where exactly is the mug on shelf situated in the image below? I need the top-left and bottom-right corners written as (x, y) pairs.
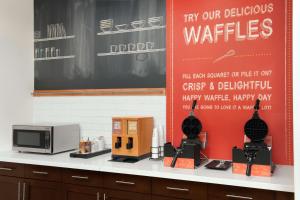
top-left (119, 44), bottom-right (127, 52)
top-left (146, 42), bottom-right (155, 50)
top-left (110, 45), bottom-right (118, 53)
top-left (128, 43), bottom-right (136, 52)
top-left (137, 42), bottom-right (146, 51)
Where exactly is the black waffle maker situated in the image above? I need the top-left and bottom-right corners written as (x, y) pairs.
top-left (164, 100), bottom-right (203, 168)
top-left (232, 99), bottom-right (274, 176)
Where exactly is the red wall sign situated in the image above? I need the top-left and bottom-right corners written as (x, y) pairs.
top-left (166, 0), bottom-right (293, 165)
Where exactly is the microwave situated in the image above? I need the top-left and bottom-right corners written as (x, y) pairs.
top-left (12, 124), bottom-right (80, 154)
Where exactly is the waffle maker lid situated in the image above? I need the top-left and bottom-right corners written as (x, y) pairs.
top-left (181, 100), bottom-right (202, 139)
top-left (244, 99), bottom-right (268, 142)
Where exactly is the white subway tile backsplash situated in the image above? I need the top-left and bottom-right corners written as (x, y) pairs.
top-left (33, 96), bottom-right (166, 148)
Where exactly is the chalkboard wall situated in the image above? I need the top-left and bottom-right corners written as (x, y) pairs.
top-left (34, 0), bottom-right (166, 90)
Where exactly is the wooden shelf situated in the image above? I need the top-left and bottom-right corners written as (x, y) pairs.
top-left (34, 35), bottom-right (75, 43)
top-left (32, 88), bottom-right (166, 96)
top-left (34, 55), bottom-right (75, 61)
top-left (97, 26), bottom-right (165, 36)
top-left (97, 48), bottom-right (165, 57)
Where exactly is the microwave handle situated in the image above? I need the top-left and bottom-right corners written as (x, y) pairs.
top-left (45, 132), bottom-right (51, 149)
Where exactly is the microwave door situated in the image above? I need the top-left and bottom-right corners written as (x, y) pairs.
top-left (13, 130), bottom-right (51, 153)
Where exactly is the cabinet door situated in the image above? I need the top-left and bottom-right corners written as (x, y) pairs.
top-left (62, 168), bottom-right (102, 187)
top-left (103, 189), bottom-right (151, 200)
top-left (103, 173), bottom-right (151, 194)
top-left (207, 196), bottom-right (225, 200)
top-left (152, 178), bottom-right (207, 200)
top-left (0, 162), bottom-right (24, 177)
top-left (207, 184), bottom-right (274, 200)
top-left (275, 192), bottom-right (294, 200)
top-left (0, 176), bottom-right (21, 200)
top-left (23, 179), bottom-right (61, 200)
top-left (152, 195), bottom-right (189, 200)
top-left (63, 184), bottom-right (101, 200)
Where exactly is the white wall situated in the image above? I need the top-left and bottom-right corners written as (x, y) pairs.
top-left (293, 1), bottom-right (299, 199)
top-left (33, 96), bottom-right (166, 148)
top-left (0, 0), bottom-right (34, 149)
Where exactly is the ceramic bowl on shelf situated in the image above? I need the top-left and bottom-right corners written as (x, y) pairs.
top-left (100, 26), bottom-right (113, 32)
top-left (34, 31), bottom-right (41, 39)
top-left (146, 42), bottom-right (155, 50)
top-left (99, 19), bottom-right (113, 32)
top-left (100, 19), bottom-right (113, 25)
top-left (110, 45), bottom-right (118, 53)
top-left (115, 24), bottom-right (129, 31)
top-left (131, 20), bottom-right (146, 29)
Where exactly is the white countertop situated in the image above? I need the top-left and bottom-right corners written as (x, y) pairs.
top-left (0, 150), bottom-right (294, 193)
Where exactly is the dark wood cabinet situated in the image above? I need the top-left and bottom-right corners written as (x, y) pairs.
top-left (103, 173), bottom-right (151, 194)
top-left (207, 193), bottom-right (294, 200)
top-left (275, 192), bottom-right (294, 200)
top-left (152, 178), bottom-right (207, 200)
top-left (0, 162), bottom-right (295, 200)
top-left (21, 165), bottom-right (62, 200)
top-left (0, 162), bottom-right (24, 200)
top-left (62, 168), bottom-right (102, 187)
top-left (152, 195), bottom-right (190, 200)
top-left (24, 165), bottom-right (62, 182)
top-left (207, 184), bottom-right (294, 200)
top-left (103, 189), bottom-right (151, 200)
top-left (61, 168), bottom-right (103, 200)
top-left (0, 177), bottom-right (63, 200)
top-left (0, 162), bottom-right (62, 200)
top-left (23, 179), bottom-right (62, 200)
top-left (0, 176), bottom-right (21, 200)
top-left (207, 184), bottom-right (274, 200)
top-left (0, 162), bottom-right (24, 177)
top-left (63, 184), bottom-right (102, 200)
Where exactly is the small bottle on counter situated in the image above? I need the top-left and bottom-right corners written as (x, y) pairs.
top-left (79, 138), bottom-right (86, 154)
top-left (85, 138), bottom-right (91, 153)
